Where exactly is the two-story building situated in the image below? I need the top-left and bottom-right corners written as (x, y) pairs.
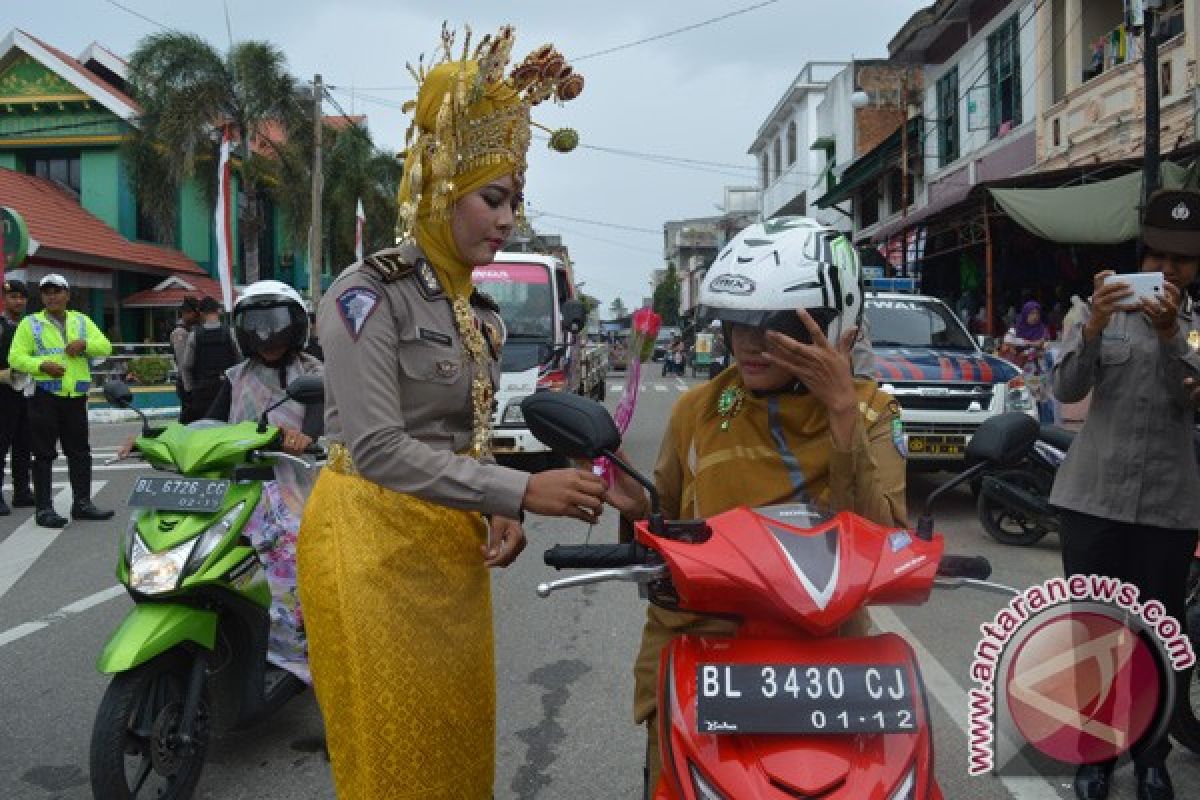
top-left (748, 62), bottom-right (847, 225)
top-left (666, 186), bottom-right (760, 324)
top-left (0, 29), bottom-right (320, 340)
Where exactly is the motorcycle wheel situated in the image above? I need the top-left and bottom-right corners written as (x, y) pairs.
top-left (89, 652), bottom-right (211, 800)
top-left (1169, 563), bottom-right (1200, 754)
top-left (976, 469), bottom-right (1051, 546)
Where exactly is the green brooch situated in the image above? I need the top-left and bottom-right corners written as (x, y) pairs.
top-left (717, 386), bottom-right (745, 431)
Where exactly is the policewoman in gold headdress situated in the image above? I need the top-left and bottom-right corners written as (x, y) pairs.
top-left (297, 25), bottom-right (603, 799)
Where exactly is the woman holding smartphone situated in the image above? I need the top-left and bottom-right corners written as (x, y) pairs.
top-left (1050, 189), bottom-right (1200, 800)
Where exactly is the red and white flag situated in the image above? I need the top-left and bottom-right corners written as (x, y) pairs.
top-left (354, 198), bottom-right (365, 262)
top-left (214, 126), bottom-right (235, 313)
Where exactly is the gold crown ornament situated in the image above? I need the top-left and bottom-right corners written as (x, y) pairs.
top-left (397, 23), bottom-right (586, 240)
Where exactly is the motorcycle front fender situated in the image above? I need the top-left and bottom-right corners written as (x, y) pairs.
top-left (96, 602), bottom-right (217, 674)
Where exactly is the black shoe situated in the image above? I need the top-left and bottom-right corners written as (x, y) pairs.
top-left (36, 509), bottom-right (68, 528)
top-left (1074, 763), bottom-right (1114, 800)
top-left (0, 497), bottom-right (10, 516)
top-left (12, 490), bottom-right (35, 508)
top-left (71, 502), bottom-right (114, 521)
top-left (1136, 764), bottom-right (1174, 800)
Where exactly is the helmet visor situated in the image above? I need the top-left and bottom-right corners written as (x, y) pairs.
top-left (235, 304), bottom-right (305, 355)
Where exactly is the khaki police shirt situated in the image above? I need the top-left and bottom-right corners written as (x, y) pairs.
top-left (318, 244), bottom-right (530, 518)
top-left (1049, 295), bottom-right (1200, 529)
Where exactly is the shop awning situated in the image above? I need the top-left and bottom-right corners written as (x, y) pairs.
top-left (988, 161), bottom-right (1192, 244)
top-left (815, 118), bottom-right (922, 210)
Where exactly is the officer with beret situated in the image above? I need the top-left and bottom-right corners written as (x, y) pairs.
top-left (7, 274), bottom-right (114, 528)
top-left (1052, 188), bottom-right (1200, 800)
top-left (0, 279), bottom-right (33, 514)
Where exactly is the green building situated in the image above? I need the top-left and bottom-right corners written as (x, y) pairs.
top-left (0, 28), bottom-right (314, 341)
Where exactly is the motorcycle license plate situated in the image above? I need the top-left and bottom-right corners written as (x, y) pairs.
top-left (128, 477), bottom-right (231, 512)
top-left (906, 434), bottom-right (965, 457)
top-left (696, 663), bottom-right (917, 735)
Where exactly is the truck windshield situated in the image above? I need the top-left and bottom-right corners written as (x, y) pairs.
top-left (472, 262), bottom-right (554, 339)
top-left (864, 298), bottom-right (975, 350)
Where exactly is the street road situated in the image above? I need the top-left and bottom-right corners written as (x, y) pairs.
top-left (1, 374), bottom-right (1197, 798)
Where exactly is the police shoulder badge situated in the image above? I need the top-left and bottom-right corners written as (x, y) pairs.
top-left (414, 259), bottom-right (445, 301)
top-left (336, 287), bottom-right (381, 342)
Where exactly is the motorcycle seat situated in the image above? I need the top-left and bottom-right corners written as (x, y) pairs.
top-left (1038, 425), bottom-right (1075, 452)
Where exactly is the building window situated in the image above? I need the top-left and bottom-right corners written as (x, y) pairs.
top-left (987, 14), bottom-right (1022, 138)
top-left (887, 169), bottom-right (914, 214)
top-left (760, 153), bottom-right (769, 189)
top-left (936, 67), bottom-right (960, 167)
top-left (859, 182), bottom-right (880, 229)
top-left (786, 121), bottom-right (797, 166)
top-left (772, 138), bottom-right (782, 179)
top-left (26, 152), bottom-right (81, 196)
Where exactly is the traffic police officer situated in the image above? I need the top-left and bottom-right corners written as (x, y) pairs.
top-left (8, 274), bottom-right (114, 527)
top-left (0, 279), bottom-right (33, 514)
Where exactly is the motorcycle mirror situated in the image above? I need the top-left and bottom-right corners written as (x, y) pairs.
top-left (103, 380), bottom-right (134, 408)
top-left (561, 299), bottom-right (586, 335)
top-left (522, 392), bottom-right (665, 531)
top-left (915, 412), bottom-right (1040, 540)
top-left (103, 380), bottom-right (151, 436)
top-left (285, 375), bottom-right (325, 406)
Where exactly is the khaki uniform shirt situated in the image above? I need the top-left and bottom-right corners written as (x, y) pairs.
top-left (1049, 296), bottom-right (1200, 529)
top-left (318, 245), bottom-right (530, 518)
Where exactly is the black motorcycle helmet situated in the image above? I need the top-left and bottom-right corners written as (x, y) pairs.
top-left (232, 280), bottom-right (309, 363)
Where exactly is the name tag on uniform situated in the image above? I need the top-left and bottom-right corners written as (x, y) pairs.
top-left (419, 327), bottom-right (453, 347)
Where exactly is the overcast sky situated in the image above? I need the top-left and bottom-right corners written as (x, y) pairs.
top-left (19, 0), bottom-right (926, 313)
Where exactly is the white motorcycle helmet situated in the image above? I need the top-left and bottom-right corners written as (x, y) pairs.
top-left (697, 216), bottom-right (863, 345)
top-left (233, 280), bottom-right (310, 361)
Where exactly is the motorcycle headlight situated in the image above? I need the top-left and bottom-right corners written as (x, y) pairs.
top-left (888, 763), bottom-right (917, 800)
top-left (502, 399), bottom-right (527, 426)
top-left (689, 763), bottom-right (728, 800)
top-left (184, 502), bottom-right (246, 575)
top-left (1005, 376), bottom-right (1033, 411)
top-left (129, 534), bottom-right (195, 595)
top-left (122, 511), bottom-right (145, 565)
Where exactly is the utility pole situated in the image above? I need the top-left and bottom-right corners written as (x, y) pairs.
top-left (309, 74), bottom-right (324, 309)
top-left (1142, 6), bottom-right (1162, 209)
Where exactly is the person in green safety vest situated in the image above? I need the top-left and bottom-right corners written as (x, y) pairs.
top-left (7, 273), bottom-right (114, 528)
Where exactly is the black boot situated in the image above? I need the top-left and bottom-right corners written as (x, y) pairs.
top-left (12, 488), bottom-right (35, 507)
top-left (1135, 763), bottom-right (1174, 800)
top-left (0, 496), bottom-right (10, 516)
top-left (12, 444), bottom-right (33, 506)
top-left (69, 457), bottom-right (112, 521)
top-left (32, 460), bottom-right (65, 528)
top-left (1074, 762), bottom-right (1115, 800)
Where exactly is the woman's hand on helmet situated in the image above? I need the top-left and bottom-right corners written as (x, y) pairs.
top-left (764, 309), bottom-right (858, 409)
top-left (522, 468), bottom-right (606, 522)
top-left (278, 427), bottom-right (313, 456)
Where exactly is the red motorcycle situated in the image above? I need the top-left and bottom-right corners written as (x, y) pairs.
top-left (523, 393), bottom-right (1030, 800)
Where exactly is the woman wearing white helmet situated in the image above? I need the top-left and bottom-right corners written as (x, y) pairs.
top-left (605, 216), bottom-right (908, 790)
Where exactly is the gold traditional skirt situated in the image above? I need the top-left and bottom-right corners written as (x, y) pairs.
top-left (297, 451), bottom-right (494, 799)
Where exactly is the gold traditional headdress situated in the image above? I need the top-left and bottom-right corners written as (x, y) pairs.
top-left (397, 23), bottom-right (585, 237)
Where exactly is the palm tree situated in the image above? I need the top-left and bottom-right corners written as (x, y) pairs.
top-left (124, 32), bottom-right (309, 283)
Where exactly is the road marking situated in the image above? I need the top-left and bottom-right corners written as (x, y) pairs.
top-left (654, 384), bottom-right (668, 392)
top-left (611, 385), bottom-right (624, 392)
top-left (0, 584), bottom-right (125, 649)
top-left (869, 607), bottom-right (1064, 800)
top-left (0, 481), bottom-right (107, 602)
top-left (675, 378), bottom-right (688, 391)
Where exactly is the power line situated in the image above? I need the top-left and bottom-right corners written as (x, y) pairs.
top-left (527, 206), bottom-right (661, 235)
top-left (573, 0), bottom-right (784, 62)
top-left (102, 0), bottom-right (169, 30)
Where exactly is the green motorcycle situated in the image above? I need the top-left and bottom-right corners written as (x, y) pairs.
top-left (89, 377), bottom-right (324, 800)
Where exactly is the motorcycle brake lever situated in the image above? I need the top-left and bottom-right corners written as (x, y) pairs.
top-left (536, 564), bottom-right (667, 598)
top-left (933, 576), bottom-right (1021, 597)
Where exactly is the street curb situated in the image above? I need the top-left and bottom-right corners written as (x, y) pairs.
top-left (89, 407), bottom-right (180, 424)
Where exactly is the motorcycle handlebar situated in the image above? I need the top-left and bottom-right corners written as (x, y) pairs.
top-left (543, 543), bottom-right (649, 570)
top-left (936, 554), bottom-right (993, 582)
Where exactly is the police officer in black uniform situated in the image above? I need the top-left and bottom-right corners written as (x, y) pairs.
top-left (180, 296), bottom-right (240, 423)
top-left (0, 280), bottom-right (33, 515)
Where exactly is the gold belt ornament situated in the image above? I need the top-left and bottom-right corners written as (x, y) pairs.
top-left (327, 442), bottom-right (358, 476)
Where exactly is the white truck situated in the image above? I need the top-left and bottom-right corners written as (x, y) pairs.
top-left (863, 287), bottom-right (1036, 468)
top-left (472, 252), bottom-right (608, 471)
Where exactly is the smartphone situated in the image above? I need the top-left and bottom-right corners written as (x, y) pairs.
top-left (1103, 271), bottom-right (1164, 304)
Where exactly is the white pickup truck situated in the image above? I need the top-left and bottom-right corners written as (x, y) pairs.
top-left (864, 290), bottom-right (1036, 467)
top-left (472, 252), bottom-right (607, 471)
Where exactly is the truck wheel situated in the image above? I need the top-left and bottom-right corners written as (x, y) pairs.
top-left (90, 652), bottom-right (211, 800)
